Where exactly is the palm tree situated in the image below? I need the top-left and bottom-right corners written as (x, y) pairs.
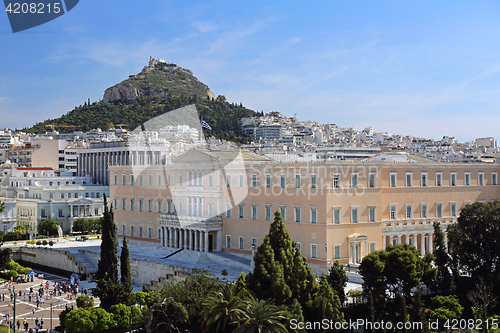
top-left (232, 296), bottom-right (288, 333)
top-left (202, 283), bottom-right (246, 333)
top-left (0, 200), bottom-right (5, 214)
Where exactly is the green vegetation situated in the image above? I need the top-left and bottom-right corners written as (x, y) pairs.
top-left (38, 218), bottom-right (60, 236)
top-left (26, 95), bottom-right (260, 144)
top-left (72, 218), bottom-right (102, 234)
top-left (120, 235), bottom-right (132, 305)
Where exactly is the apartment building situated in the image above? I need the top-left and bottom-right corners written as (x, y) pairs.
top-left (110, 148), bottom-right (500, 273)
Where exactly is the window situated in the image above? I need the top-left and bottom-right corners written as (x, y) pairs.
top-left (334, 245), bottom-right (340, 259)
top-left (239, 205), bottom-right (244, 218)
top-left (226, 204), bottom-right (231, 218)
top-left (139, 200), bottom-right (143, 212)
top-left (436, 203), bottom-right (443, 218)
top-left (333, 174), bottom-right (340, 188)
top-left (390, 205), bottom-right (397, 219)
top-left (294, 207), bottom-right (301, 222)
top-left (493, 172), bottom-right (498, 185)
top-left (421, 173), bottom-right (428, 187)
top-left (206, 203), bottom-right (213, 216)
top-left (297, 242), bottom-right (301, 252)
top-left (208, 174), bottom-right (213, 187)
top-left (451, 202), bottom-right (457, 217)
top-left (158, 175), bottom-right (161, 186)
top-left (252, 174), bottom-right (257, 188)
top-left (130, 226), bottom-right (134, 236)
top-left (450, 172), bottom-right (457, 186)
top-left (130, 175), bottom-right (134, 186)
top-left (265, 174), bottom-right (271, 188)
top-left (311, 174), bottom-right (317, 189)
top-left (479, 172), bottom-right (484, 186)
top-left (61, 193), bottom-right (65, 199)
top-left (148, 200), bottom-right (152, 212)
top-left (265, 206), bottom-right (271, 220)
top-left (114, 174), bottom-right (118, 185)
top-left (370, 243), bottom-right (376, 253)
top-left (390, 173), bottom-right (397, 187)
top-left (465, 172), bottom-right (471, 186)
top-left (369, 207), bottom-right (376, 222)
top-left (130, 199), bottom-right (135, 211)
top-left (122, 199), bottom-right (126, 210)
top-left (239, 236), bottom-right (244, 250)
top-left (122, 174), bottom-right (126, 185)
top-left (158, 228), bottom-right (161, 239)
top-left (406, 172), bottom-right (412, 187)
top-left (252, 238), bottom-right (257, 249)
top-left (351, 207), bottom-right (358, 223)
top-left (167, 174), bottom-right (172, 186)
top-left (279, 206), bottom-right (286, 220)
top-left (139, 227), bottom-right (143, 237)
top-left (179, 174), bottom-right (183, 186)
top-left (280, 174), bottom-right (285, 188)
top-left (148, 227), bottom-right (152, 238)
top-left (58, 209), bottom-right (63, 218)
top-left (311, 244), bottom-right (317, 259)
top-left (369, 173), bottom-right (375, 188)
top-left (239, 174), bottom-right (244, 188)
top-left (406, 204), bottom-right (413, 219)
top-left (226, 235), bottom-right (231, 248)
top-left (351, 173), bottom-right (358, 189)
top-left (179, 202), bottom-right (183, 215)
top-left (295, 174), bottom-right (301, 188)
top-left (310, 208), bottom-right (317, 224)
top-left (114, 199), bottom-right (117, 209)
top-left (226, 174), bottom-right (231, 187)
top-left (251, 205), bottom-right (257, 220)
top-left (333, 208), bottom-right (341, 224)
top-left (157, 201), bottom-right (162, 213)
top-left (436, 173), bottom-right (442, 186)
top-left (421, 203), bottom-right (428, 218)
top-left (148, 174), bottom-right (152, 186)
top-left (122, 225), bottom-right (125, 235)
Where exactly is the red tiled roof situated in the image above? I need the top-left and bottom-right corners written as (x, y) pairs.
top-left (15, 167), bottom-right (53, 171)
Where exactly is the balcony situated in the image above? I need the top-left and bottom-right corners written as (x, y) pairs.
top-left (158, 214), bottom-right (223, 230)
top-left (383, 217), bottom-right (456, 233)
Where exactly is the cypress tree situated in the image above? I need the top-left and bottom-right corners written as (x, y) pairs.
top-left (327, 260), bottom-right (348, 306)
top-left (92, 194), bottom-right (120, 310)
top-left (432, 222), bottom-right (451, 295)
top-left (120, 235), bottom-right (132, 304)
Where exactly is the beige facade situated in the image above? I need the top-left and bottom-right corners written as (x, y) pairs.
top-left (110, 149), bottom-right (500, 273)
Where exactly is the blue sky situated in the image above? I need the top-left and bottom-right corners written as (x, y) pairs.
top-left (1, 1), bottom-right (500, 142)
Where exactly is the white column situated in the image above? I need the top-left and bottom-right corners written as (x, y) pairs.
top-left (397, 234), bottom-right (401, 245)
top-left (199, 231), bottom-right (204, 252)
top-left (174, 228), bottom-right (178, 248)
top-left (183, 229), bottom-right (187, 250)
top-left (444, 233), bottom-right (448, 252)
top-left (429, 233), bottom-right (433, 254)
top-left (383, 235), bottom-right (386, 249)
top-left (216, 230), bottom-right (222, 251)
top-left (413, 234), bottom-right (418, 248)
top-left (420, 234), bottom-right (425, 256)
top-left (194, 230), bottom-right (198, 251)
top-left (348, 242), bottom-right (351, 264)
top-left (204, 231), bottom-right (209, 252)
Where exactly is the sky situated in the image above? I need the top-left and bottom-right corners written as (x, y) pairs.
top-left (1, 0), bottom-right (500, 142)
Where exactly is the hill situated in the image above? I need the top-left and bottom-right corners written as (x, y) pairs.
top-left (25, 94), bottom-right (261, 144)
top-left (102, 57), bottom-right (216, 103)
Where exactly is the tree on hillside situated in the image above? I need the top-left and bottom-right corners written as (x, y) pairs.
top-left (327, 261), bottom-right (348, 306)
top-left (201, 283), bottom-right (246, 333)
top-left (432, 222), bottom-right (451, 295)
top-left (448, 200), bottom-right (500, 293)
top-left (309, 274), bottom-right (344, 327)
top-left (92, 194), bottom-right (120, 310)
top-left (120, 235), bottom-right (132, 304)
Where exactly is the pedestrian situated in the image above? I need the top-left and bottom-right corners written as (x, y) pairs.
top-left (17, 319), bottom-right (20, 330)
top-left (40, 318), bottom-right (44, 329)
top-left (34, 318), bottom-right (38, 326)
top-left (32, 307), bottom-right (35, 315)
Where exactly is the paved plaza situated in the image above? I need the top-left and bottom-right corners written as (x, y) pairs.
top-left (0, 271), bottom-right (96, 332)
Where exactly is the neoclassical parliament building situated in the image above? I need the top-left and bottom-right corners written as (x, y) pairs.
top-left (110, 148), bottom-right (500, 273)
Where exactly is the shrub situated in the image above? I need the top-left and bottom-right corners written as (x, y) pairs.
top-left (42, 240), bottom-right (48, 246)
top-left (76, 296), bottom-right (94, 309)
top-left (36, 241), bottom-right (41, 246)
top-left (8, 270), bottom-right (18, 279)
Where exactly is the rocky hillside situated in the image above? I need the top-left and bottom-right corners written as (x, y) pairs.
top-left (103, 57), bottom-right (216, 103)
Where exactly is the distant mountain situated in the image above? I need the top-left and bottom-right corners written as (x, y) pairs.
top-left (102, 57), bottom-right (216, 103)
top-left (25, 57), bottom-right (261, 143)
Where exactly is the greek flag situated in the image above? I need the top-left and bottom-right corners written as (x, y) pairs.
top-left (201, 120), bottom-right (212, 130)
